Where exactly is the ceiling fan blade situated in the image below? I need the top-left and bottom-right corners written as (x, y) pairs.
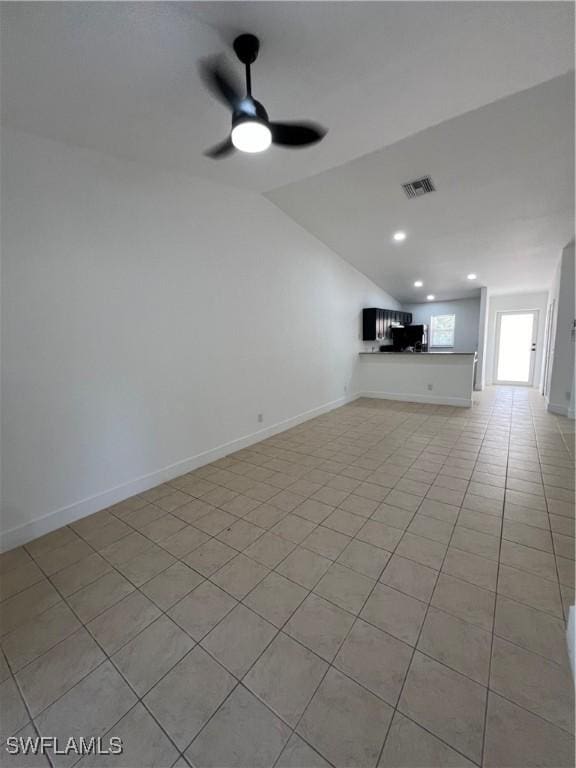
top-left (270, 122), bottom-right (327, 147)
top-left (204, 137), bottom-right (235, 159)
top-left (199, 55), bottom-right (243, 110)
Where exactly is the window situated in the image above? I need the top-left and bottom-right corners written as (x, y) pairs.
top-left (430, 314), bottom-right (456, 347)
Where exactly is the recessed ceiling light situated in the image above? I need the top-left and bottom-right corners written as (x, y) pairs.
top-left (414, 280), bottom-right (423, 287)
top-left (426, 294), bottom-right (435, 301)
top-left (467, 273), bottom-right (477, 280)
top-left (393, 231), bottom-right (407, 242)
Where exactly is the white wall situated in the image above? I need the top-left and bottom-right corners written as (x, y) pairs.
top-left (544, 255), bottom-right (562, 400)
top-left (402, 297), bottom-right (481, 353)
top-left (1, 127), bottom-right (399, 549)
top-left (485, 291), bottom-right (549, 387)
top-left (547, 242), bottom-right (575, 417)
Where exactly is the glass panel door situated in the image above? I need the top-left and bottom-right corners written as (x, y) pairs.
top-left (495, 311), bottom-right (538, 385)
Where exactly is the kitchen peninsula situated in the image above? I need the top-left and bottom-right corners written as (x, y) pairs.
top-left (356, 351), bottom-right (478, 407)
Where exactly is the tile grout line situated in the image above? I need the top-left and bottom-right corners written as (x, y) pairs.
top-left (2, 391), bottom-right (573, 767)
top-left (479, 391), bottom-right (511, 767)
top-left (534, 414), bottom-right (569, 625)
top-left (18, 563), bottom-right (192, 768)
top-left (4, 409), bottom-right (430, 766)
top-left (372, 411), bottom-right (495, 768)
top-left (161, 407), bottom-right (442, 765)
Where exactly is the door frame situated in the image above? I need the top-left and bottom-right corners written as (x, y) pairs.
top-left (541, 299), bottom-right (555, 396)
top-left (493, 309), bottom-right (539, 386)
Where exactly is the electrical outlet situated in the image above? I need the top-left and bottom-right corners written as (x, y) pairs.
top-left (427, 384), bottom-right (433, 391)
top-left (257, 413), bottom-right (264, 423)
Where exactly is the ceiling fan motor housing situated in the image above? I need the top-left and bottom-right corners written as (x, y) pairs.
top-left (233, 99), bottom-right (269, 128)
top-left (233, 34), bottom-right (260, 65)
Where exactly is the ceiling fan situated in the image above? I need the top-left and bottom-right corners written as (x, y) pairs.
top-left (200, 33), bottom-right (327, 158)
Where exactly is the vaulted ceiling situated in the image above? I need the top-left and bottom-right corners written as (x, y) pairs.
top-left (268, 73), bottom-right (574, 302)
top-left (2, 2), bottom-right (574, 298)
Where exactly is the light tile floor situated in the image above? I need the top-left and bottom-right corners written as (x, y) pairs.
top-left (1, 387), bottom-right (574, 768)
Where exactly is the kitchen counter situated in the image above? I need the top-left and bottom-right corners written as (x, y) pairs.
top-left (355, 350), bottom-right (477, 407)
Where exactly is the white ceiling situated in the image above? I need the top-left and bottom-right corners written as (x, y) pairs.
top-left (1, 2), bottom-right (574, 300)
top-left (1, 2), bottom-right (573, 194)
top-left (268, 73), bottom-right (575, 302)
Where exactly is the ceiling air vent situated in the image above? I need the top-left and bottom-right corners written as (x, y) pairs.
top-left (402, 176), bottom-right (436, 199)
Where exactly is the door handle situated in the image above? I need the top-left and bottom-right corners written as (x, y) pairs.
top-left (531, 345), bottom-right (536, 352)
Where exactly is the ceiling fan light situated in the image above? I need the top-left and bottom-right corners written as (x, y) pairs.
top-left (231, 120), bottom-right (272, 153)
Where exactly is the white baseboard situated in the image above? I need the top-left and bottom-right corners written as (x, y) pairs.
top-left (0, 394), bottom-right (356, 552)
top-left (547, 401), bottom-right (575, 419)
top-left (358, 390), bottom-right (472, 408)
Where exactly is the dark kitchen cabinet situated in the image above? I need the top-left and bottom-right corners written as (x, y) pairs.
top-left (363, 308), bottom-right (382, 341)
top-left (362, 308), bottom-right (413, 343)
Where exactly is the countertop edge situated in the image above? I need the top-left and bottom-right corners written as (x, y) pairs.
top-left (359, 351), bottom-right (477, 357)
